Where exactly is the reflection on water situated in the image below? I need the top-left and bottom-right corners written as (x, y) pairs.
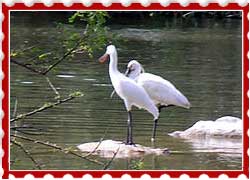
top-left (56, 74), bottom-right (75, 78)
top-left (20, 81), bottom-right (34, 84)
top-left (184, 137), bottom-right (241, 155)
top-left (10, 14), bottom-right (242, 170)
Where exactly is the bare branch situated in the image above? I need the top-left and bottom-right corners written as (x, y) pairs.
top-left (103, 146), bottom-right (120, 170)
top-left (83, 127), bottom-right (109, 157)
top-left (18, 45), bottom-right (36, 53)
top-left (11, 140), bottom-right (42, 170)
top-left (10, 59), bottom-right (43, 74)
top-left (10, 92), bottom-right (83, 123)
top-left (40, 25), bottom-right (89, 75)
top-left (46, 77), bottom-right (60, 98)
top-left (41, 39), bottom-right (83, 75)
top-left (12, 98), bottom-right (19, 141)
top-left (11, 134), bottom-right (104, 165)
top-left (12, 98), bottom-right (18, 118)
top-left (11, 126), bottom-right (44, 136)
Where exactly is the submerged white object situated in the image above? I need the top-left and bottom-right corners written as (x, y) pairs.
top-left (169, 116), bottom-right (242, 138)
top-left (125, 60), bottom-right (190, 109)
top-left (77, 140), bottom-right (169, 158)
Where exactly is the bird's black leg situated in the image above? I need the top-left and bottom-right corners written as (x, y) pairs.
top-left (158, 105), bottom-right (166, 113)
top-left (126, 111), bottom-right (134, 145)
top-left (126, 113), bottom-right (130, 144)
top-left (152, 104), bottom-right (175, 142)
top-left (150, 105), bottom-right (164, 142)
top-left (151, 119), bottom-right (158, 142)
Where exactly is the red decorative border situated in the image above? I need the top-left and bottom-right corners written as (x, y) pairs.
top-left (2, 3), bottom-right (249, 179)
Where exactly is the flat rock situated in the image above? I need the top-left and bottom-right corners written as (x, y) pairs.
top-left (169, 116), bottom-right (242, 139)
top-left (77, 140), bottom-right (169, 158)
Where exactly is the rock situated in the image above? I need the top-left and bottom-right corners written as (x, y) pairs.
top-left (168, 116), bottom-right (242, 157)
top-left (169, 116), bottom-right (242, 139)
top-left (77, 140), bottom-right (169, 158)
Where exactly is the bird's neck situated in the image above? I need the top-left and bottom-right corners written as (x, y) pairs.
top-left (109, 52), bottom-right (119, 75)
top-left (129, 71), bottom-right (141, 80)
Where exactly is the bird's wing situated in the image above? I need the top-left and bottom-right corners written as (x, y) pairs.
top-left (117, 78), bottom-right (158, 114)
top-left (118, 79), bottom-right (149, 102)
top-left (138, 73), bottom-right (190, 108)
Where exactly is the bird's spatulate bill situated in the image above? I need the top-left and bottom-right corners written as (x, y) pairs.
top-left (99, 54), bottom-right (109, 63)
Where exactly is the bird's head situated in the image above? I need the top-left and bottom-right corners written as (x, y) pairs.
top-left (99, 45), bottom-right (117, 63)
top-left (125, 60), bottom-right (145, 79)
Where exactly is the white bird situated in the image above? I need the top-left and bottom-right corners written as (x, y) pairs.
top-left (112, 60), bottom-right (191, 140)
top-left (126, 60), bottom-right (191, 109)
top-left (99, 45), bottom-right (159, 145)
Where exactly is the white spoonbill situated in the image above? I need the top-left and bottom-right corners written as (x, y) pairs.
top-left (99, 45), bottom-right (159, 145)
top-left (112, 60), bottom-right (191, 141)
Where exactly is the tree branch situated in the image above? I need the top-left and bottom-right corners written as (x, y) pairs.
top-left (18, 45), bottom-right (36, 53)
top-left (103, 146), bottom-right (120, 170)
top-left (10, 59), bottom-right (43, 74)
top-left (83, 127), bottom-right (109, 157)
top-left (12, 98), bottom-right (18, 118)
top-left (10, 92), bottom-right (82, 123)
top-left (11, 126), bottom-right (44, 136)
top-left (11, 25), bottom-right (89, 76)
top-left (46, 77), bottom-right (60, 98)
top-left (41, 25), bottom-right (89, 75)
top-left (11, 134), bottom-right (103, 165)
top-left (11, 140), bottom-right (42, 170)
top-left (41, 39), bottom-right (82, 75)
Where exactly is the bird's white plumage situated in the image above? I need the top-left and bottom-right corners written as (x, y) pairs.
top-left (127, 60), bottom-right (190, 109)
top-left (105, 46), bottom-right (159, 120)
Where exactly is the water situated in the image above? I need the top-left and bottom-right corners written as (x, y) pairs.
top-left (10, 13), bottom-right (242, 170)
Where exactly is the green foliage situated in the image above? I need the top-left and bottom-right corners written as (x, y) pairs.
top-left (11, 11), bottom-right (109, 74)
top-left (55, 23), bottom-right (82, 59)
top-left (69, 91), bottom-right (84, 98)
top-left (69, 11), bottom-right (109, 57)
top-left (10, 51), bottom-right (19, 57)
top-left (10, 49), bottom-right (27, 58)
top-left (38, 52), bottom-right (52, 60)
top-left (130, 159), bottom-right (144, 170)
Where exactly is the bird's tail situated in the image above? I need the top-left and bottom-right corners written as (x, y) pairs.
top-left (176, 93), bottom-right (191, 109)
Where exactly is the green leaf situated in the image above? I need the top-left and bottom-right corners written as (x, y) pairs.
top-left (69, 91), bottom-right (84, 98)
top-left (38, 52), bottom-right (52, 60)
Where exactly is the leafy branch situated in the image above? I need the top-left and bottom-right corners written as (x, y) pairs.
top-left (11, 12), bottom-right (109, 76)
top-left (10, 33), bottom-right (86, 76)
top-left (10, 58), bottom-right (44, 74)
top-left (41, 32), bottom-right (87, 75)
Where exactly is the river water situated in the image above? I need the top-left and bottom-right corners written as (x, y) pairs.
top-left (10, 13), bottom-right (242, 170)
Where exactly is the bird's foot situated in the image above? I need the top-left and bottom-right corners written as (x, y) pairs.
top-left (151, 138), bottom-right (156, 148)
top-left (125, 141), bottom-right (136, 146)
